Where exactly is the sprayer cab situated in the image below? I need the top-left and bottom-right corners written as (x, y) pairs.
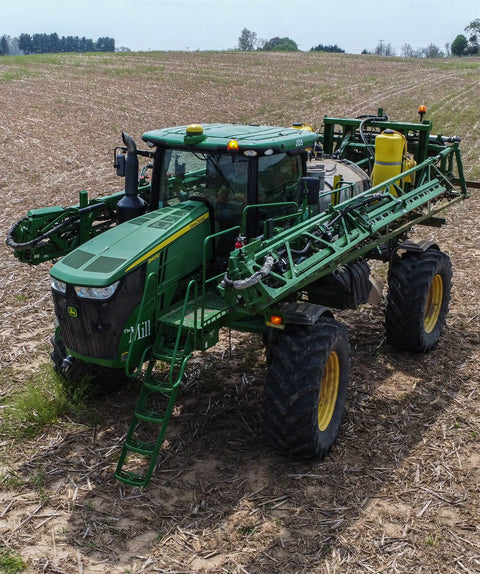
top-left (140, 123), bottom-right (318, 241)
top-left (47, 123), bottom-right (319, 374)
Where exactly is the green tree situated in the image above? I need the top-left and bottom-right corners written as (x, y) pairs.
top-left (237, 28), bottom-right (257, 51)
top-left (465, 18), bottom-right (480, 54)
top-left (311, 43), bottom-right (344, 53)
top-left (465, 19), bottom-right (480, 41)
top-left (31, 33), bottom-right (45, 53)
top-left (263, 36), bottom-right (298, 51)
top-left (18, 33), bottom-right (32, 54)
top-left (451, 34), bottom-right (468, 56)
top-left (0, 35), bottom-right (9, 55)
top-left (15, 32), bottom-right (114, 54)
top-left (49, 33), bottom-right (60, 53)
top-left (95, 37), bottom-right (115, 52)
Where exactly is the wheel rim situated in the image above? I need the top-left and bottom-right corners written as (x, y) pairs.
top-left (424, 274), bottom-right (443, 333)
top-left (318, 351), bottom-right (340, 432)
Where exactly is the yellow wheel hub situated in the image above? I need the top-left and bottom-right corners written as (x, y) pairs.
top-left (318, 351), bottom-right (340, 431)
top-left (424, 274), bottom-right (443, 333)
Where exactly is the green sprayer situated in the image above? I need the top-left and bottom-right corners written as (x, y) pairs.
top-left (7, 107), bottom-right (476, 486)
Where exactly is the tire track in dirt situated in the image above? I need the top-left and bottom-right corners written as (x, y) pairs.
top-left (347, 68), bottom-right (467, 116)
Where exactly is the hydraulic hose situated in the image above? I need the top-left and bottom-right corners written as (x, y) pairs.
top-left (6, 202), bottom-right (106, 250)
top-left (221, 255), bottom-right (275, 290)
top-left (359, 113), bottom-right (389, 157)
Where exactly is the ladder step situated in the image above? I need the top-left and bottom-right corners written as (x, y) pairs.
top-left (115, 468), bottom-right (149, 487)
top-left (124, 438), bottom-right (156, 456)
top-left (143, 379), bottom-right (177, 393)
top-left (135, 409), bottom-right (166, 424)
top-left (159, 292), bottom-right (227, 329)
top-left (115, 330), bottom-right (191, 486)
top-left (152, 348), bottom-right (184, 363)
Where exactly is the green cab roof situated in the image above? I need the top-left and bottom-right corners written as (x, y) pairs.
top-left (142, 123), bottom-right (318, 153)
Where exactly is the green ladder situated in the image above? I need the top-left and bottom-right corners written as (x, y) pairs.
top-left (115, 280), bottom-right (199, 487)
top-left (114, 342), bottom-right (191, 487)
top-left (115, 283), bottom-right (227, 487)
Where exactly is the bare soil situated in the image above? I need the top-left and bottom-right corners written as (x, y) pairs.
top-left (1, 51), bottom-right (480, 573)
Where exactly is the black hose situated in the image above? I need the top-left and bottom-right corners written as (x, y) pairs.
top-left (359, 114), bottom-right (389, 157)
top-left (6, 202), bottom-right (107, 250)
top-left (320, 192), bottom-right (384, 239)
top-left (277, 241), bottom-right (312, 258)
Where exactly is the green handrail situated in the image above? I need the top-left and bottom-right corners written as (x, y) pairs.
top-left (125, 271), bottom-right (158, 377)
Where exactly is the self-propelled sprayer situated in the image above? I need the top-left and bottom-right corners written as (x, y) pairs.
top-left (7, 107), bottom-right (475, 486)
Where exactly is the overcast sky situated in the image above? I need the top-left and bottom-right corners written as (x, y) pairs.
top-left (1, 0), bottom-right (477, 53)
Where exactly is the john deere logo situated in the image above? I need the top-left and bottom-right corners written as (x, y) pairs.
top-left (67, 306), bottom-right (78, 318)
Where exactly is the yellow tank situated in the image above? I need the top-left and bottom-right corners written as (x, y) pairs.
top-left (372, 129), bottom-right (405, 196)
top-left (402, 154), bottom-right (417, 185)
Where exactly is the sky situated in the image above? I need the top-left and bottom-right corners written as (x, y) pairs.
top-left (1, 0), bottom-right (478, 54)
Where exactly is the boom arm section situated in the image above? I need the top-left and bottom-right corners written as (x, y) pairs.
top-left (220, 143), bottom-right (469, 315)
top-left (6, 190), bottom-right (122, 264)
top-left (6, 134), bottom-right (153, 265)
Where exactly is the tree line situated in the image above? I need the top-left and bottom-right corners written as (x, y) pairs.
top-left (237, 19), bottom-right (480, 58)
top-left (0, 33), bottom-right (115, 55)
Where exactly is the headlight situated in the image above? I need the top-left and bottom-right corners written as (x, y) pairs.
top-left (51, 278), bottom-right (67, 293)
top-left (74, 281), bottom-right (120, 300)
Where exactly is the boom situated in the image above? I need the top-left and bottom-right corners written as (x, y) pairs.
top-left (220, 143), bottom-right (467, 315)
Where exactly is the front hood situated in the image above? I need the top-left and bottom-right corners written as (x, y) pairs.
top-left (50, 201), bottom-right (210, 286)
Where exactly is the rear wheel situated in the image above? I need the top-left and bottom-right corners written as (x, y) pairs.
top-left (385, 248), bottom-right (452, 352)
top-left (263, 317), bottom-right (350, 458)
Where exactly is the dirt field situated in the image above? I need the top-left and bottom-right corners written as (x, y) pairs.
top-left (1, 51), bottom-right (480, 573)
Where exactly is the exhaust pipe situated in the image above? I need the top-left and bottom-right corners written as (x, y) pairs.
top-left (116, 132), bottom-right (147, 223)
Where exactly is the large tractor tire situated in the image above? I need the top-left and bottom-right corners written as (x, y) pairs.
top-left (385, 248), bottom-right (452, 353)
top-left (263, 316), bottom-right (350, 459)
top-left (51, 333), bottom-right (127, 396)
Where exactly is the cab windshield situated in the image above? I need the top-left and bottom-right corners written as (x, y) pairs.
top-left (160, 150), bottom-right (247, 205)
top-left (158, 148), bottom-right (303, 231)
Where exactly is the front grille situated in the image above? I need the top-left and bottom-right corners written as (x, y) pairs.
top-left (52, 265), bottom-right (145, 360)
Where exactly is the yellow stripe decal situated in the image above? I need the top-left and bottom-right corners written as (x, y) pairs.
top-left (125, 211), bottom-right (210, 272)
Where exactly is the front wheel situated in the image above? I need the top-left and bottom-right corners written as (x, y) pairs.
top-left (51, 333), bottom-right (127, 396)
top-left (385, 248), bottom-right (452, 352)
top-left (263, 317), bottom-right (350, 459)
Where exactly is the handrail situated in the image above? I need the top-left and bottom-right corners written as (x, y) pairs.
top-left (201, 225), bottom-right (241, 323)
top-left (241, 201), bottom-right (298, 232)
top-left (168, 278), bottom-right (198, 383)
top-left (146, 278), bottom-right (200, 385)
top-left (125, 271), bottom-right (158, 377)
top-left (219, 147), bottom-right (468, 314)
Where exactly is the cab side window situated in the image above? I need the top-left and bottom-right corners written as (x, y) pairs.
top-left (258, 153), bottom-right (302, 203)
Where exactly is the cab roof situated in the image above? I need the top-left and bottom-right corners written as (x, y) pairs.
top-left (142, 123), bottom-right (317, 154)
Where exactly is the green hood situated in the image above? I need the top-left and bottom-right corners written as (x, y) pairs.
top-left (50, 201), bottom-right (211, 286)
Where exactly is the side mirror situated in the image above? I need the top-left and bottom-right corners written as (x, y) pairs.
top-left (298, 177), bottom-right (320, 206)
top-left (115, 153), bottom-right (126, 177)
